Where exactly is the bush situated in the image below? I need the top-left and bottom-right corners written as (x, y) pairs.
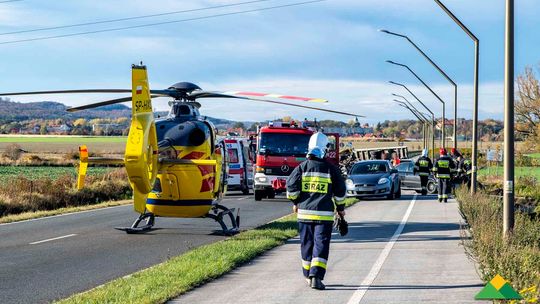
top-left (3, 143), bottom-right (23, 161)
top-left (457, 187), bottom-right (540, 301)
top-left (0, 168), bottom-right (131, 217)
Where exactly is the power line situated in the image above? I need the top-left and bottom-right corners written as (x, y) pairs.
top-left (0, 0), bottom-right (276, 36)
top-left (0, 0), bottom-right (23, 3)
top-left (0, 0), bottom-right (326, 45)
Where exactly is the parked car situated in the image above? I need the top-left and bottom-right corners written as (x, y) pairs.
top-left (395, 159), bottom-right (437, 194)
top-left (345, 160), bottom-right (401, 199)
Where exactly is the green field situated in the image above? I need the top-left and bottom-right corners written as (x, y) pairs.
top-left (478, 166), bottom-right (540, 179)
top-left (0, 136), bottom-right (126, 143)
top-left (0, 166), bottom-right (114, 182)
top-left (526, 153), bottom-right (540, 159)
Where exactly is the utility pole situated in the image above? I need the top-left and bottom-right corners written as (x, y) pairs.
top-left (503, 0), bottom-right (515, 235)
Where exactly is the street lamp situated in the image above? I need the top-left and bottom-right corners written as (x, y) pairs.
top-left (434, 0), bottom-right (479, 194)
top-left (503, 0), bottom-right (515, 235)
top-left (393, 100), bottom-right (428, 149)
top-left (380, 29), bottom-right (458, 151)
top-left (393, 96), bottom-right (432, 151)
top-left (389, 81), bottom-right (436, 159)
top-left (386, 60), bottom-right (446, 149)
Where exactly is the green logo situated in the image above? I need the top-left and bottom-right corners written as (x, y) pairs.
top-left (475, 274), bottom-right (522, 300)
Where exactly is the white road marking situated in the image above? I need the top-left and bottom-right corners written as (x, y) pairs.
top-left (236, 196), bottom-right (250, 200)
top-left (346, 195), bottom-right (417, 304)
top-left (29, 234), bottom-right (77, 245)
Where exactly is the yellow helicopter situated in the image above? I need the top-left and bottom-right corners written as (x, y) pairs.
top-left (0, 64), bottom-right (363, 234)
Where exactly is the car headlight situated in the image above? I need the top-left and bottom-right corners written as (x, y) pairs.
top-left (256, 176), bottom-right (268, 183)
top-left (378, 177), bottom-right (389, 184)
top-left (346, 179), bottom-right (354, 186)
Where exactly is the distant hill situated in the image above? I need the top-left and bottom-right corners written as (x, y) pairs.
top-left (0, 98), bottom-right (131, 121)
top-left (0, 98), bottom-right (250, 128)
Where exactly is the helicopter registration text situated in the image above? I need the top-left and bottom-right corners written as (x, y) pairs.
top-left (134, 99), bottom-right (152, 113)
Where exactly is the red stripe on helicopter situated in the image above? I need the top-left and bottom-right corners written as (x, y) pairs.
top-left (198, 165), bottom-right (214, 176)
top-left (280, 95), bottom-right (311, 101)
top-left (182, 151), bottom-right (205, 160)
top-left (200, 177), bottom-right (214, 192)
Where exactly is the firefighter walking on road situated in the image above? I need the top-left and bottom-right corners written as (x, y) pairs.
top-left (433, 148), bottom-right (456, 203)
top-left (414, 149), bottom-right (433, 195)
top-left (286, 132), bottom-right (346, 290)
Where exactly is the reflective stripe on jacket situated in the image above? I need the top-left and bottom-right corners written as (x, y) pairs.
top-left (433, 156), bottom-right (456, 179)
top-left (286, 158), bottom-right (346, 223)
top-left (414, 156), bottom-right (433, 176)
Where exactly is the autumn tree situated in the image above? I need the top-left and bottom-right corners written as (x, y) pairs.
top-left (516, 66), bottom-right (540, 151)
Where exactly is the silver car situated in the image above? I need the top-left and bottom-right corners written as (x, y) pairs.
top-left (345, 160), bottom-right (401, 200)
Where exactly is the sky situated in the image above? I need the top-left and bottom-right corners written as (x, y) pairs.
top-left (0, 0), bottom-right (538, 124)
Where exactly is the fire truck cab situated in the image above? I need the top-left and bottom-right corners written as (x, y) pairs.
top-left (253, 121), bottom-right (339, 201)
top-left (225, 138), bottom-right (254, 195)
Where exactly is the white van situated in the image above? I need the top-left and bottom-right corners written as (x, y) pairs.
top-left (224, 138), bottom-right (254, 194)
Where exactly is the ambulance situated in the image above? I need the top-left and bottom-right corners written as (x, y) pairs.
top-left (224, 138), bottom-right (254, 194)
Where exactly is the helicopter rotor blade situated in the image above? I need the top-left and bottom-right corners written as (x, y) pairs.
top-left (0, 89), bottom-right (133, 96)
top-left (66, 94), bottom-right (164, 112)
top-left (189, 90), bottom-right (327, 103)
top-left (192, 92), bottom-right (364, 118)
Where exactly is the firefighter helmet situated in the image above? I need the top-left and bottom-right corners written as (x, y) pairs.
top-left (307, 132), bottom-right (329, 159)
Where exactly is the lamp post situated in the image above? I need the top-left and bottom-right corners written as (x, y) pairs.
top-left (393, 96), bottom-right (432, 151)
top-left (380, 29), bottom-right (458, 151)
top-left (389, 81), bottom-right (436, 159)
top-left (392, 93), bottom-right (435, 148)
top-left (434, 0), bottom-right (479, 194)
top-left (386, 60), bottom-right (446, 149)
top-left (503, 0), bottom-right (515, 235)
top-left (394, 100), bottom-right (428, 149)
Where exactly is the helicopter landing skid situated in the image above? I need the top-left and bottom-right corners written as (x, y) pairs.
top-left (206, 204), bottom-right (240, 236)
top-left (115, 212), bottom-right (155, 234)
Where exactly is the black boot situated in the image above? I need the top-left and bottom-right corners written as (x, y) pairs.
top-left (444, 198), bottom-right (448, 203)
top-left (310, 277), bottom-right (326, 290)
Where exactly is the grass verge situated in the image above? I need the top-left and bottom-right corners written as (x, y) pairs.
top-left (56, 198), bottom-right (358, 304)
top-left (0, 200), bottom-right (130, 224)
top-left (456, 187), bottom-right (540, 302)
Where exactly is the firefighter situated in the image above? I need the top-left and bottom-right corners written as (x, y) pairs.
top-left (286, 132), bottom-right (346, 290)
top-left (414, 149), bottom-right (433, 195)
top-left (456, 154), bottom-right (473, 188)
top-left (433, 148), bottom-right (456, 203)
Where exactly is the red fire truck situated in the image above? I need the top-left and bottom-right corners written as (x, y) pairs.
top-left (252, 121), bottom-right (339, 201)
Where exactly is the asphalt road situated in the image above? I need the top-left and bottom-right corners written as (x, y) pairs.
top-left (0, 192), bottom-right (292, 304)
top-left (172, 192), bottom-right (486, 304)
